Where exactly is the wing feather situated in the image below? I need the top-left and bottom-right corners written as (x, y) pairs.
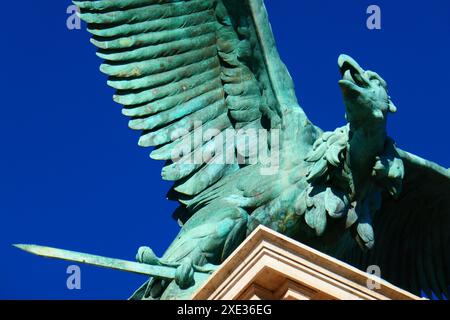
top-left (342, 149), bottom-right (450, 298)
top-left (74, 0), bottom-right (301, 205)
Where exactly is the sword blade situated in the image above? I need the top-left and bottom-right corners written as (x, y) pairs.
top-left (13, 244), bottom-right (178, 280)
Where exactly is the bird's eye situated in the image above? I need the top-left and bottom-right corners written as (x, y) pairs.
top-left (367, 72), bottom-right (387, 89)
top-left (368, 74), bottom-right (379, 82)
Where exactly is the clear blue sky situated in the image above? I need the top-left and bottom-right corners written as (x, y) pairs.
top-left (1, 1), bottom-right (449, 299)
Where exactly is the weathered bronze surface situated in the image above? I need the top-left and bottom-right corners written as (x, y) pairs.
top-left (17, 0), bottom-right (450, 300)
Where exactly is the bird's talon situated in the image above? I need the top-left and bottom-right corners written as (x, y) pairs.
top-left (193, 263), bottom-right (219, 274)
top-left (175, 258), bottom-right (195, 289)
top-left (136, 246), bottom-right (160, 265)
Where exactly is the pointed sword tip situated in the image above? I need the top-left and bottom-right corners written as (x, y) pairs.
top-left (13, 244), bottom-right (28, 250)
top-left (13, 244), bottom-right (41, 255)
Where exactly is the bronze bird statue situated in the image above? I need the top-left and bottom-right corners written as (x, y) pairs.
top-left (65, 0), bottom-right (450, 300)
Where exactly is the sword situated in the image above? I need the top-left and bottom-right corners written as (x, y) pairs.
top-left (13, 244), bottom-right (210, 282)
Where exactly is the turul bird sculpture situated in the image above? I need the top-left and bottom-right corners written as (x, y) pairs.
top-left (36, 0), bottom-right (450, 299)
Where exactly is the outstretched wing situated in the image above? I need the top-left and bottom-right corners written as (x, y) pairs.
top-left (344, 149), bottom-right (450, 299)
top-left (73, 0), bottom-right (306, 206)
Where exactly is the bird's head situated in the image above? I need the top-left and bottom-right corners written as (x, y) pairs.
top-left (338, 54), bottom-right (397, 128)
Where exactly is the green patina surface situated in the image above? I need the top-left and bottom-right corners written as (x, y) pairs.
top-left (17, 0), bottom-right (450, 300)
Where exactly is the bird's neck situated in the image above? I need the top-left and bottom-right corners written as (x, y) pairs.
top-left (346, 121), bottom-right (387, 191)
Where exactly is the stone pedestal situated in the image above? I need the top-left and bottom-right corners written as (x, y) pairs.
top-left (193, 226), bottom-right (421, 300)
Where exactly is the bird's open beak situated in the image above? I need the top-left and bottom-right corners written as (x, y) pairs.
top-left (338, 54), bottom-right (370, 94)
